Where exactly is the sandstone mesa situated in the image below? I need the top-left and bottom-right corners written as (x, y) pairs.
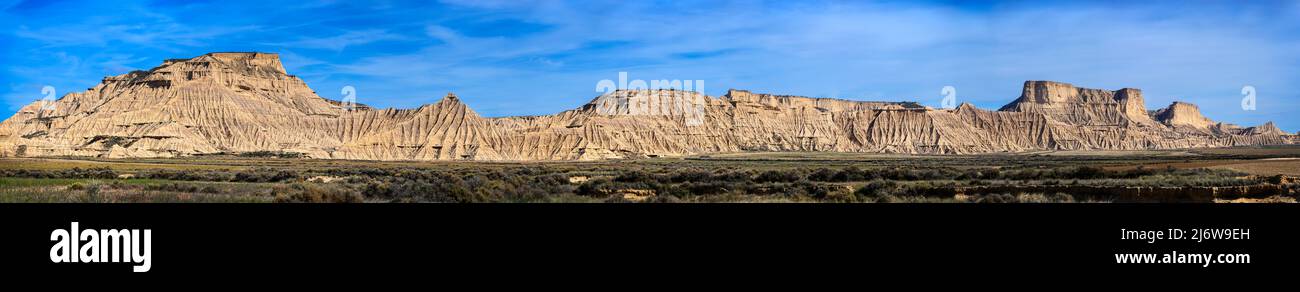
top-left (0, 52), bottom-right (1294, 161)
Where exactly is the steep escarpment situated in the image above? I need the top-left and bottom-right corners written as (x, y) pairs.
top-left (1153, 101), bottom-right (1216, 131)
top-left (0, 52), bottom-right (343, 158)
top-left (1241, 122), bottom-right (1287, 136)
top-left (331, 93), bottom-right (510, 160)
top-left (0, 53), bottom-right (1294, 160)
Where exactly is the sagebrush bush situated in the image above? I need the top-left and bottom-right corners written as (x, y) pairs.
top-left (145, 183), bottom-right (221, 194)
top-left (2, 156), bottom-right (1273, 203)
top-left (272, 183), bottom-right (363, 203)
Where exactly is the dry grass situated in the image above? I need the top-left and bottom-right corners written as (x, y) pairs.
top-left (1028, 150), bottom-right (1197, 157)
top-left (1192, 145), bottom-right (1300, 157)
top-left (0, 158), bottom-right (238, 171)
top-left (1, 147), bottom-right (1296, 203)
top-left (0, 178), bottom-right (276, 203)
top-left (1210, 159), bottom-right (1300, 176)
top-left (1215, 196), bottom-right (1298, 203)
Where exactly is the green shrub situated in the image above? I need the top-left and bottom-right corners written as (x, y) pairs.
top-left (755, 170), bottom-right (802, 183)
top-left (975, 193), bottom-right (1016, 203)
top-left (855, 180), bottom-right (899, 200)
top-left (273, 183), bottom-right (363, 203)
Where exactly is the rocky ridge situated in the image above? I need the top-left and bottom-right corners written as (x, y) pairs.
top-left (0, 52), bottom-right (1294, 160)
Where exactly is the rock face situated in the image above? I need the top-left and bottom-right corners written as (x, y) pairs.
top-left (1153, 101), bottom-right (1215, 131)
top-left (0, 53), bottom-right (1294, 160)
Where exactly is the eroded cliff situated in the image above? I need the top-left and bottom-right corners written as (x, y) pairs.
top-left (0, 53), bottom-right (1293, 160)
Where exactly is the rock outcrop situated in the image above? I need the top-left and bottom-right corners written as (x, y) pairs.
top-left (0, 53), bottom-right (1294, 160)
top-left (1153, 101), bottom-right (1216, 131)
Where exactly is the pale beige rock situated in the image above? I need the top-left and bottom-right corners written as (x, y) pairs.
top-left (1153, 101), bottom-right (1216, 132)
top-left (1241, 122), bottom-right (1286, 136)
top-left (0, 54), bottom-right (1294, 160)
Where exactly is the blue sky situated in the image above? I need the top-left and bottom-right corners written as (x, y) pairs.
top-left (1, 0), bottom-right (1298, 131)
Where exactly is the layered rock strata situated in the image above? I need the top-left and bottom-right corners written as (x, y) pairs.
top-left (0, 53), bottom-right (1293, 160)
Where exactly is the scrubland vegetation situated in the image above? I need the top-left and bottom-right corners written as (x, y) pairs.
top-left (2, 148), bottom-right (1298, 203)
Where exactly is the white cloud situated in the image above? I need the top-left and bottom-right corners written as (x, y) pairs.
top-left (437, 0), bottom-right (539, 9)
top-left (15, 21), bottom-right (258, 50)
top-left (423, 25), bottom-right (464, 44)
top-left (8, 0), bottom-right (1295, 130)
top-left (271, 29), bottom-right (409, 51)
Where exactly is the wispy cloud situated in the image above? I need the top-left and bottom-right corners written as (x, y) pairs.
top-left (15, 20), bottom-right (258, 50)
top-left (270, 29), bottom-right (409, 51)
top-left (2, 0), bottom-right (1298, 131)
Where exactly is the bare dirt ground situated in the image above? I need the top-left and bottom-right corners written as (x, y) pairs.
top-left (1209, 159), bottom-right (1300, 176)
top-left (1097, 146), bottom-right (1300, 176)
